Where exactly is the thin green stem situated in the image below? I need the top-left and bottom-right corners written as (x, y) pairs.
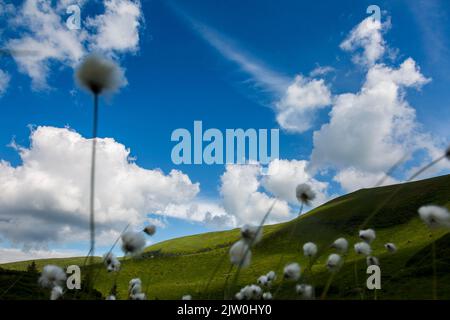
top-left (432, 234), bottom-right (437, 300)
top-left (320, 272), bottom-right (336, 300)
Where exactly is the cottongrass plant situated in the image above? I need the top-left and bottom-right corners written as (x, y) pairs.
top-left (384, 243), bottom-right (397, 253)
top-left (283, 263), bottom-right (301, 281)
top-left (50, 286), bottom-right (64, 300)
top-left (121, 230), bottom-right (147, 256)
top-left (182, 295), bottom-right (192, 300)
top-left (418, 204), bottom-right (450, 299)
top-left (106, 295), bottom-right (116, 300)
top-left (320, 254), bottom-right (343, 299)
top-left (76, 55), bottom-right (126, 267)
top-left (331, 237), bottom-right (349, 253)
top-left (235, 284), bottom-right (262, 300)
top-left (359, 229), bottom-right (376, 243)
top-left (262, 292), bottom-right (273, 300)
top-left (295, 284), bottom-right (314, 300)
top-left (38, 265), bottom-right (67, 300)
top-left (129, 278), bottom-right (146, 300)
top-left (103, 252), bottom-right (121, 272)
top-left (296, 183), bottom-right (316, 215)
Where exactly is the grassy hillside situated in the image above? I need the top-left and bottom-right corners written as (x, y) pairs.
top-left (2, 174), bottom-right (450, 300)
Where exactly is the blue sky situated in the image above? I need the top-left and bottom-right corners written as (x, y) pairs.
top-left (0, 0), bottom-right (449, 262)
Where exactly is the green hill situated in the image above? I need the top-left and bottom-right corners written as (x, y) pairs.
top-left (2, 174), bottom-right (450, 300)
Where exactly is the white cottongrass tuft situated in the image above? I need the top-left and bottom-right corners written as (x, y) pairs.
top-left (418, 205), bottom-right (450, 229)
top-left (303, 242), bottom-right (318, 257)
top-left (240, 224), bottom-right (263, 245)
top-left (266, 271), bottom-right (276, 282)
top-left (283, 263), bottom-right (301, 281)
top-left (235, 292), bottom-right (244, 300)
top-left (354, 242), bottom-right (372, 256)
top-left (182, 295), bottom-right (192, 300)
top-left (75, 54), bottom-right (126, 95)
top-left (128, 278), bottom-right (146, 300)
top-left (106, 295), bottom-right (116, 300)
top-left (257, 275), bottom-right (269, 286)
top-left (143, 224), bottom-right (157, 236)
top-left (384, 243), bottom-right (397, 253)
top-left (296, 183), bottom-right (316, 205)
top-left (262, 292), bottom-right (273, 300)
top-left (331, 237), bottom-right (349, 253)
top-left (50, 286), bottom-right (64, 300)
top-left (359, 229), bottom-right (376, 243)
top-left (38, 265), bottom-right (67, 289)
top-left (366, 256), bottom-right (380, 266)
top-left (121, 231), bottom-right (146, 255)
top-left (326, 254), bottom-right (342, 272)
top-left (296, 284), bottom-right (315, 299)
top-left (104, 252), bottom-right (121, 272)
top-left (229, 240), bottom-right (252, 268)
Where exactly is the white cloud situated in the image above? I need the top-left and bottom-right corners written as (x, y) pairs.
top-left (275, 75), bottom-right (332, 133)
top-left (0, 247), bottom-right (85, 264)
top-left (220, 163), bottom-right (292, 225)
top-left (7, 0), bottom-right (86, 89)
top-left (0, 69), bottom-right (10, 96)
top-left (309, 65), bottom-right (335, 77)
top-left (5, 0), bottom-right (143, 90)
top-left (333, 167), bottom-right (398, 193)
top-left (261, 159), bottom-right (329, 206)
top-left (87, 0), bottom-right (143, 53)
top-left (340, 16), bottom-right (389, 67)
top-left (310, 58), bottom-right (430, 175)
top-left (0, 126), bottom-right (199, 247)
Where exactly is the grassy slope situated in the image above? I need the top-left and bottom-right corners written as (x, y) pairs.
top-left (2, 175), bottom-right (450, 300)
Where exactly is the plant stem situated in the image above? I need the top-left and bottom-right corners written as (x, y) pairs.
top-left (320, 272), bottom-right (335, 300)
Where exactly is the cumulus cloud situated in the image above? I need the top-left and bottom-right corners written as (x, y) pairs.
top-left (340, 16), bottom-right (389, 67)
top-left (0, 126), bottom-right (199, 247)
top-left (275, 75), bottom-right (332, 133)
top-left (87, 0), bottom-right (143, 53)
top-left (310, 58), bottom-right (430, 176)
top-left (220, 164), bottom-right (292, 225)
top-left (261, 159), bottom-right (329, 206)
top-left (5, 0), bottom-right (143, 90)
top-left (0, 69), bottom-right (10, 96)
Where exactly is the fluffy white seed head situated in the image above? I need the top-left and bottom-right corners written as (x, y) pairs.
top-left (39, 265), bottom-right (67, 289)
top-left (283, 263), bottom-right (301, 281)
top-left (296, 284), bottom-right (314, 299)
top-left (104, 252), bottom-right (121, 272)
top-left (182, 295), bottom-right (192, 300)
top-left (257, 275), bottom-right (269, 286)
top-left (229, 240), bottom-right (252, 268)
top-left (143, 224), bottom-right (157, 236)
top-left (128, 278), bottom-right (142, 294)
top-left (121, 231), bottom-right (146, 255)
top-left (366, 256), bottom-right (380, 266)
top-left (326, 254), bottom-right (342, 272)
top-left (296, 183), bottom-right (316, 205)
top-left (262, 292), bottom-right (273, 300)
top-left (384, 243), bottom-right (397, 253)
top-left (266, 271), bottom-right (276, 281)
top-left (106, 295), bottom-right (116, 300)
top-left (354, 242), bottom-right (372, 256)
top-left (50, 286), bottom-right (64, 300)
top-left (235, 292), bottom-right (244, 300)
top-left (359, 229), bottom-right (376, 243)
top-left (331, 237), bottom-right (349, 253)
top-left (418, 205), bottom-right (450, 229)
top-left (303, 242), bottom-right (318, 257)
top-left (75, 54), bottom-right (126, 95)
top-left (240, 224), bottom-right (263, 245)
